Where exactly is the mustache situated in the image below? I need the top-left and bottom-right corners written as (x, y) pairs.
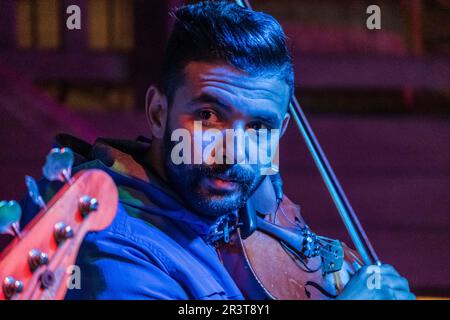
top-left (193, 164), bottom-right (254, 183)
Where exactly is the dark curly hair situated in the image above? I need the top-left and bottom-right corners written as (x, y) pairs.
top-left (159, 0), bottom-right (294, 104)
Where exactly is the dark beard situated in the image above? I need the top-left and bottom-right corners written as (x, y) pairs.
top-left (163, 127), bottom-right (262, 217)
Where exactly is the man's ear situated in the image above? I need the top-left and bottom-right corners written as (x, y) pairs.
top-left (145, 86), bottom-right (168, 139)
top-left (280, 112), bottom-right (290, 138)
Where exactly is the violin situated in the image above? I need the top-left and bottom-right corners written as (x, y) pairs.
top-left (0, 148), bottom-right (118, 300)
top-left (218, 175), bottom-right (363, 299)
top-left (216, 0), bottom-right (381, 300)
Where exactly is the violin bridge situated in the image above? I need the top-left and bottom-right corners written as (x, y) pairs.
top-left (318, 237), bottom-right (344, 274)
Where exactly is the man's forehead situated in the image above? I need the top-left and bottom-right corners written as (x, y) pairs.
top-left (183, 61), bottom-right (290, 105)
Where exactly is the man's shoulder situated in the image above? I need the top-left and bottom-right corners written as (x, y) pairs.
top-left (86, 199), bottom-right (183, 270)
top-left (67, 202), bottom-right (190, 299)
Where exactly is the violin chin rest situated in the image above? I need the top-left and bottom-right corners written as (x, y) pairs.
top-left (238, 176), bottom-right (280, 239)
top-left (238, 201), bottom-right (257, 239)
top-left (249, 176), bottom-right (278, 215)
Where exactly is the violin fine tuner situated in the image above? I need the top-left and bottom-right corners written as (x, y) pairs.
top-left (296, 225), bottom-right (344, 274)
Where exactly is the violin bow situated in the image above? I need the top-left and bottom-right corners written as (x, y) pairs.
top-left (235, 0), bottom-right (381, 266)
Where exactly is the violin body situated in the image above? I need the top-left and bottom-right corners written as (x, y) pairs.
top-left (218, 178), bottom-right (362, 300)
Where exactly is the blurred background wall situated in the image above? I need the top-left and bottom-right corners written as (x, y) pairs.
top-left (0, 0), bottom-right (449, 297)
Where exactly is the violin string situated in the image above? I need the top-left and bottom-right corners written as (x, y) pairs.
top-left (278, 204), bottom-right (299, 227)
top-left (317, 236), bottom-right (343, 249)
top-left (284, 242), bottom-right (320, 271)
top-left (318, 244), bottom-right (343, 256)
top-left (280, 241), bottom-right (321, 273)
top-left (317, 240), bottom-right (340, 248)
top-left (273, 201), bottom-right (344, 260)
top-left (276, 205), bottom-right (343, 259)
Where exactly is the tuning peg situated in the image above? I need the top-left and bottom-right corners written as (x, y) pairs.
top-left (25, 175), bottom-right (46, 209)
top-left (42, 147), bottom-right (74, 183)
top-left (0, 200), bottom-right (22, 237)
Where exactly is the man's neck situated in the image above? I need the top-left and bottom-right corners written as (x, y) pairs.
top-left (146, 139), bottom-right (168, 182)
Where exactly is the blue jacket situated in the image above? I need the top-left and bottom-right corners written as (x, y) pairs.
top-left (21, 136), bottom-right (245, 300)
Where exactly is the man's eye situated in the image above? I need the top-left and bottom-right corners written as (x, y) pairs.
top-left (199, 110), bottom-right (212, 120)
top-left (248, 122), bottom-right (269, 131)
top-left (196, 109), bottom-right (219, 123)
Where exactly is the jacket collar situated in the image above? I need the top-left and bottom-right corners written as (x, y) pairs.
top-left (54, 134), bottom-right (224, 237)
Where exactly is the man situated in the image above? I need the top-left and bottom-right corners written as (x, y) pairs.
top-left (22, 0), bottom-right (414, 300)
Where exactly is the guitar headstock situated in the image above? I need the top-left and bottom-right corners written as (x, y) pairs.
top-left (0, 148), bottom-right (118, 300)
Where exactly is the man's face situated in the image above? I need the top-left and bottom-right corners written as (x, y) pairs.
top-left (162, 61), bottom-right (290, 217)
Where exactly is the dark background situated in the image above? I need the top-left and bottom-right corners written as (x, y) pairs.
top-left (0, 0), bottom-right (449, 297)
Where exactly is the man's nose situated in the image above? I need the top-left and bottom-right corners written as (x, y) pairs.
top-left (203, 122), bottom-right (248, 165)
top-left (223, 122), bottom-right (247, 165)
